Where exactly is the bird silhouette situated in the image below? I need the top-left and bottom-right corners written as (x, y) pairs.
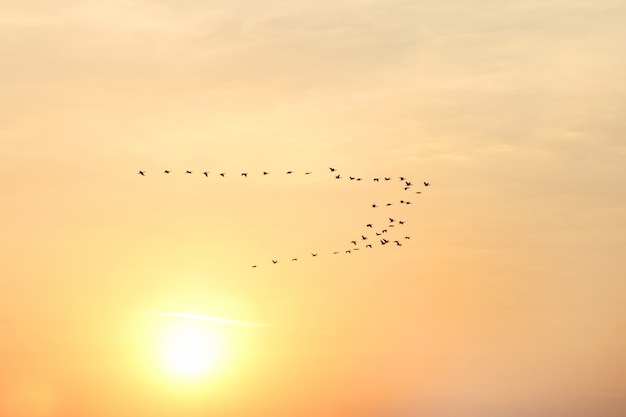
top-left (386, 203), bottom-right (392, 206)
top-left (292, 258), bottom-right (298, 261)
top-left (389, 218), bottom-right (395, 222)
top-left (186, 170), bottom-right (192, 174)
top-left (382, 229), bottom-right (388, 233)
top-left (404, 236), bottom-right (410, 240)
top-left (305, 172), bottom-right (312, 175)
top-left (394, 241), bottom-right (402, 246)
top-left (404, 187), bottom-right (411, 190)
top-left (241, 173), bottom-right (248, 177)
top-left (333, 251), bottom-right (339, 254)
top-left (329, 167), bottom-right (336, 172)
top-left (346, 250), bottom-right (351, 254)
top-left (361, 235), bottom-right (367, 240)
top-left (384, 177), bottom-right (391, 181)
top-left (405, 201), bottom-right (412, 205)
top-left (424, 181), bottom-right (430, 186)
top-left (252, 265), bottom-right (257, 268)
top-left (415, 191), bottom-right (422, 194)
top-left (164, 170), bottom-right (170, 174)
top-left (349, 176), bottom-right (355, 180)
top-left (405, 181), bottom-right (412, 186)
top-left (287, 171), bottom-right (293, 174)
top-left (373, 178), bottom-right (379, 182)
top-left (399, 176), bottom-right (405, 181)
top-left (203, 171), bottom-right (209, 177)
top-left (335, 174), bottom-right (341, 179)
top-left (366, 244), bottom-right (372, 248)
top-left (356, 178), bottom-right (362, 181)
top-left (263, 171), bottom-right (269, 175)
top-left (366, 224), bottom-right (373, 228)
top-left (272, 260), bottom-right (278, 264)
top-left (399, 220), bottom-right (405, 225)
top-left (372, 204), bottom-right (377, 208)
top-left (138, 171), bottom-right (145, 176)
top-left (311, 253), bottom-right (317, 257)
top-left (220, 173), bottom-right (226, 177)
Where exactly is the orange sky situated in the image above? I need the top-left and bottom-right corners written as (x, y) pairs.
top-left (1, 1), bottom-right (625, 416)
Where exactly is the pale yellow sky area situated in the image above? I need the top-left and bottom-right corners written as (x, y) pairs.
top-left (1, 1), bottom-right (625, 416)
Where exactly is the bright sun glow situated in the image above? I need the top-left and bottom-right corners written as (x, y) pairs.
top-left (157, 322), bottom-right (222, 380)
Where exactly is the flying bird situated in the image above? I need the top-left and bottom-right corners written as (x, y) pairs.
top-left (138, 171), bottom-right (145, 176)
top-left (361, 235), bottom-right (367, 240)
top-left (399, 220), bottom-right (405, 225)
top-left (405, 181), bottom-right (412, 186)
top-left (366, 244), bottom-right (372, 248)
top-left (220, 173), bottom-right (226, 177)
top-left (252, 265), bottom-right (257, 268)
top-left (373, 178), bottom-right (379, 182)
top-left (311, 253), bottom-right (317, 257)
top-left (394, 241), bottom-right (402, 246)
top-left (163, 170), bottom-right (170, 174)
top-left (186, 170), bottom-right (192, 174)
top-left (386, 203), bottom-right (392, 206)
top-left (292, 258), bottom-right (298, 261)
top-left (272, 260), bottom-right (278, 264)
top-left (424, 181), bottom-right (430, 186)
top-left (263, 171), bottom-right (270, 175)
top-left (399, 176), bottom-right (406, 181)
top-left (404, 236), bottom-right (410, 240)
top-left (349, 176), bottom-right (355, 180)
top-left (389, 218), bottom-right (395, 222)
top-left (366, 224), bottom-right (373, 228)
top-left (351, 241), bottom-right (357, 245)
top-left (203, 171), bottom-right (209, 177)
top-left (335, 174), bottom-right (341, 179)
top-left (384, 177), bottom-right (391, 181)
top-left (241, 173), bottom-right (248, 177)
top-left (287, 171), bottom-right (293, 174)
top-left (372, 204), bottom-right (377, 208)
top-left (305, 172), bottom-right (312, 175)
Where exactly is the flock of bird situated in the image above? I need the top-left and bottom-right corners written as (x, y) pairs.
top-left (137, 167), bottom-right (430, 267)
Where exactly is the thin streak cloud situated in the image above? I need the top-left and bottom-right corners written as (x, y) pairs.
top-left (147, 312), bottom-right (270, 327)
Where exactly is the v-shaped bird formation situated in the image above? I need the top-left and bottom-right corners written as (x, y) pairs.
top-left (137, 167), bottom-right (431, 267)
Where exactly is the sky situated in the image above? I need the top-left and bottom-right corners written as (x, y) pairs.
top-left (1, 0), bottom-right (625, 416)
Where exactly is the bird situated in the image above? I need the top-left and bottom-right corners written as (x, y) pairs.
top-left (138, 171), bottom-right (145, 176)
top-left (263, 171), bottom-right (269, 175)
top-left (404, 236), bottom-right (410, 240)
top-left (424, 181), bottom-right (430, 186)
top-left (220, 173), bottom-right (226, 177)
top-left (329, 167), bottom-right (336, 172)
top-left (405, 181), bottom-right (412, 186)
top-left (372, 204), bottom-right (377, 208)
top-left (400, 200), bottom-right (405, 204)
top-left (366, 224), bottom-right (373, 228)
top-left (272, 260), bottom-right (278, 264)
top-left (241, 173), bottom-right (248, 177)
top-left (292, 258), bottom-right (298, 261)
top-left (346, 250), bottom-right (351, 254)
top-left (335, 174), bottom-right (341, 179)
top-left (163, 170), bottom-right (170, 174)
top-left (361, 235), bottom-right (367, 240)
top-left (349, 176), bottom-right (355, 180)
top-left (405, 201), bottom-right (412, 205)
top-left (311, 253), bottom-right (317, 257)
top-left (186, 170), bottom-right (192, 174)
top-left (386, 203), bottom-right (392, 206)
top-left (376, 232), bottom-right (381, 236)
top-left (351, 241), bottom-right (357, 245)
top-left (366, 244), bottom-right (372, 248)
top-left (373, 178), bottom-right (379, 182)
top-left (384, 177), bottom-right (391, 181)
top-left (399, 220), bottom-right (405, 225)
top-left (252, 265), bottom-right (257, 268)
top-left (394, 241), bottom-right (402, 246)
top-left (399, 176), bottom-right (405, 181)
top-left (203, 171), bottom-right (209, 177)
top-left (415, 191), bottom-right (422, 194)
top-left (382, 229), bottom-right (388, 233)
top-left (305, 172), bottom-right (312, 175)
top-left (356, 178), bottom-right (362, 181)
top-left (333, 251), bottom-right (339, 255)
top-left (380, 239), bottom-right (388, 245)
top-left (287, 171), bottom-right (293, 174)
top-left (389, 218), bottom-right (394, 222)
top-left (404, 187), bottom-right (411, 190)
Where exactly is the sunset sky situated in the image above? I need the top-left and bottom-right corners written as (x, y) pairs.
top-left (1, 1), bottom-right (625, 416)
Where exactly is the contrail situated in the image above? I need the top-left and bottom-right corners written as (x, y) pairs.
top-left (147, 312), bottom-right (270, 327)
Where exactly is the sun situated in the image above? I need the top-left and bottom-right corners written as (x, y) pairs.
top-left (156, 322), bottom-right (222, 380)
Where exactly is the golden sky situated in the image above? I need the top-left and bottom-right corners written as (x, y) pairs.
top-left (1, 1), bottom-right (625, 416)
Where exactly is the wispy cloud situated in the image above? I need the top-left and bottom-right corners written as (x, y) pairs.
top-left (147, 312), bottom-right (270, 327)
